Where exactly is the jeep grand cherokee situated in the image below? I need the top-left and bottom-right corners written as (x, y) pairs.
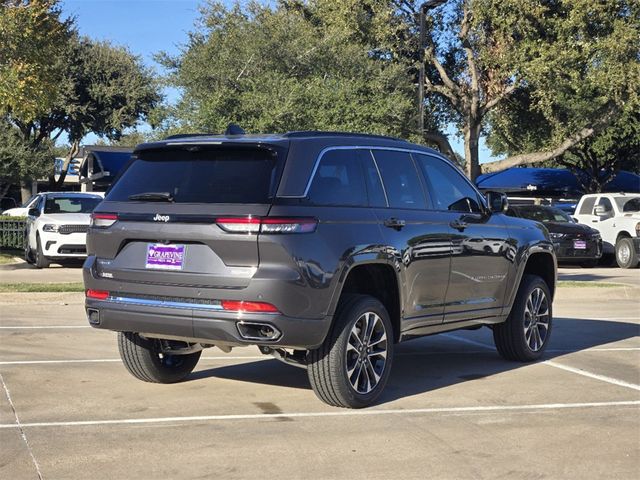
top-left (83, 131), bottom-right (556, 408)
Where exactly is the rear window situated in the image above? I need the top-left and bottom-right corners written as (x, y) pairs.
top-left (106, 147), bottom-right (282, 204)
top-left (44, 196), bottom-right (101, 214)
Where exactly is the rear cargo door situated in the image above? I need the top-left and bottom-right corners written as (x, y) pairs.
top-left (90, 145), bottom-right (284, 289)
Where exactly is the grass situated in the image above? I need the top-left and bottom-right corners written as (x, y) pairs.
top-left (0, 282), bottom-right (84, 293)
top-left (558, 280), bottom-right (624, 288)
top-left (0, 249), bottom-right (22, 265)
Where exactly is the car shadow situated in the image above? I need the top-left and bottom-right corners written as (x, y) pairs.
top-left (185, 317), bottom-right (639, 406)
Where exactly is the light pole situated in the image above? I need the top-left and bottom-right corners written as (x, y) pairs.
top-left (418, 0), bottom-right (447, 136)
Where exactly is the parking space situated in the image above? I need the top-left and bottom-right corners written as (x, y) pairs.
top-left (0, 274), bottom-right (638, 479)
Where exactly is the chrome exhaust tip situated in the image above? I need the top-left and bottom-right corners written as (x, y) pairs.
top-left (236, 322), bottom-right (282, 341)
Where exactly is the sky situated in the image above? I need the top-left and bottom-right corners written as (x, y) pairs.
top-left (60, 0), bottom-right (498, 162)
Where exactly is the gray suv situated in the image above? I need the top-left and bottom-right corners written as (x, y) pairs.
top-left (83, 131), bottom-right (556, 408)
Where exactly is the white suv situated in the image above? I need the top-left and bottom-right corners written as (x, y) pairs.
top-left (573, 193), bottom-right (640, 268)
top-left (25, 192), bottom-right (103, 268)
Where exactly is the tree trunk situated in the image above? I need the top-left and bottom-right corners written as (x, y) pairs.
top-left (49, 140), bottom-right (80, 190)
top-left (464, 123), bottom-right (481, 180)
top-left (20, 181), bottom-right (33, 204)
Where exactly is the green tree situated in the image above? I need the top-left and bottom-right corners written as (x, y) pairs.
top-left (0, 0), bottom-right (71, 122)
top-left (481, 0), bottom-right (640, 177)
top-left (0, 120), bottom-right (52, 197)
top-left (157, 1), bottom-right (439, 140)
top-left (1, 1), bottom-right (160, 198)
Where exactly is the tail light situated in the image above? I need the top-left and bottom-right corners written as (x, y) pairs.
top-left (215, 217), bottom-right (262, 233)
top-left (216, 216), bottom-right (317, 234)
top-left (86, 289), bottom-right (109, 300)
top-left (221, 300), bottom-right (279, 313)
top-left (91, 213), bottom-right (118, 228)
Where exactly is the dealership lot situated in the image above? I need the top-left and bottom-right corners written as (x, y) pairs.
top-left (0, 270), bottom-right (638, 479)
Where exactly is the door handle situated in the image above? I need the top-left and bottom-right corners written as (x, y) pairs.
top-left (384, 218), bottom-right (406, 230)
top-left (450, 219), bottom-right (467, 231)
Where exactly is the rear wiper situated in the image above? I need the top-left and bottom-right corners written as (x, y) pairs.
top-left (128, 192), bottom-right (175, 202)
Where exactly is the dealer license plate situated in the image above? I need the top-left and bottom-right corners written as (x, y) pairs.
top-left (573, 240), bottom-right (587, 250)
top-left (145, 244), bottom-right (185, 270)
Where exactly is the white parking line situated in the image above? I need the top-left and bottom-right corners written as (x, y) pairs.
top-left (544, 361), bottom-right (640, 391)
top-left (444, 334), bottom-right (640, 391)
top-left (0, 373), bottom-right (44, 478)
top-left (0, 400), bottom-right (637, 429)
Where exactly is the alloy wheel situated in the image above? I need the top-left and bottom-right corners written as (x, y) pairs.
top-left (523, 287), bottom-right (550, 352)
top-left (345, 311), bottom-right (388, 394)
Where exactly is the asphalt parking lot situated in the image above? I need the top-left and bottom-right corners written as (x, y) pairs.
top-left (0, 267), bottom-right (638, 479)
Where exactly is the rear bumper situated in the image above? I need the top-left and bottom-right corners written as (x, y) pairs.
top-left (85, 297), bottom-right (332, 349)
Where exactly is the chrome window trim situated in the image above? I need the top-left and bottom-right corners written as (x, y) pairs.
top-left (368, 149), bottom-right (389, 207)
top-left (284, 145), bottom-right (486, 211)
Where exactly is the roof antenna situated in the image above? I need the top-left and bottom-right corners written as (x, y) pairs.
top-left (225, 123), bottom-right (245, 135)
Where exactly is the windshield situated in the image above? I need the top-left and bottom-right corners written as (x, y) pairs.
top-left (614, 196), bottom-right (640, 212)
top-left (106, 147), bottom-right (283, 204)
top-left (44, 196), bottom-right (102, 214)
top-left (516, 206), bottom-right (572, 223)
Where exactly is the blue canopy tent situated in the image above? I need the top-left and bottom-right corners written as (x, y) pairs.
top-left (476, 168), bottom-right (640, 197)
top-left (78, 147), bottom-right (133, 188)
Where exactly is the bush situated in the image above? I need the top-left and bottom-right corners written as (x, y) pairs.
top-left (0, 216), bottom-right (26, 249)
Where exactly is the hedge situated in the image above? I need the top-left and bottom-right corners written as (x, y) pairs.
top-left (0, 216), bottom-right (26, 250)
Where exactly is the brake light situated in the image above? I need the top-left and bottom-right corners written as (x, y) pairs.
top-left (86, 289), bottom-right (109, 300)
top-left (221, 300), bottom-right (279, 313)
top-left (91, 213), bottom-right (118, 228)
top-left (215, 217), bottom-right (262, 233)
top-left (215, 217), bottom-right (317, 234)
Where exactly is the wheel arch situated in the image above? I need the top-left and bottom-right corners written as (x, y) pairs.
top-left (330, 262), bottom-right (401, 343)
top-left (505, 246), bottom-right (557, 317)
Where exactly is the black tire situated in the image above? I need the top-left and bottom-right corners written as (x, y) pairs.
top-left (493, 274), bottom-right (553, 362)
top-left (118, 332), bottom-right (201, 383)
top-left (307, 294), bottom-right (394, 408)
top-left (615, 237), bottom-right (638, 269)
top-left (24, 242), bottom-right (34, 264)
top-left (34, 235), bottom-right (50, 269)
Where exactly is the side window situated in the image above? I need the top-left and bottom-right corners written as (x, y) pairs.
top-left (307, 149), bottom-right (367, 206)
top-left (414, 154), bottom-right (481, 213)
top-left (371, 150), bottom-right (427, 209)
top-left (360, 150), bottom-right (387, 207)
top-left (597, 197), bottom-right (613, 212)
top-left (578, 197), bottom-right (596, 215)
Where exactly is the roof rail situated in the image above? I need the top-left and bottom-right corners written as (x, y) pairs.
top-left (283, 131), bottom-right (407, 142)
top-left (163, 133), bottom-right (214, 140)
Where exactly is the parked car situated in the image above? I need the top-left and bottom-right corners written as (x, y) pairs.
top-left (573, 193), bottom-right (640, 268)
top-left (506, 205), bottom-right (602, 267)
top-left (25, 192), bottom-right (103, 268)
top-left (2, 194), bottom-right (39, 217)
top-left (83, 131), bottom-right (557, 408)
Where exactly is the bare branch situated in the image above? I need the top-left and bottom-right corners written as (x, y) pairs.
top-left (424, 46), bottom-right (461, 97)
top-left (424, 75), bottom-right (461, 109)
top-left (236, 54), bottom-right (255, 81)
top-left (481, 105), bottom-right (619, 173)
top-left (459, 1), bottom-right (479, 118)
top-left (481, 83), bottom-right (517, 115)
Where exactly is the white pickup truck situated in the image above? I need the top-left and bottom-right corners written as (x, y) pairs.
top-left (573, 193), bottom-right (640, 268)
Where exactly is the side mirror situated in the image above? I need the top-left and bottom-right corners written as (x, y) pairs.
top-left (572, 217), bottom-right (579, 223)
top-left (486, 191), bottom-right (509, 213)
top-left (28, 208), bottom-right (40, 217)
top-left (593, 205), bottom-right (607, 216)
